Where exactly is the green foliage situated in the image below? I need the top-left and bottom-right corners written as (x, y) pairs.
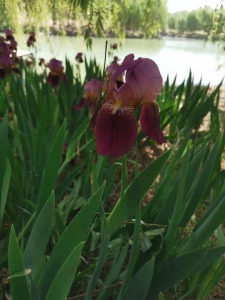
top-left (0, 0), bottom-right (167, 44)
top-left (167, 6), bottom-right (225, 40)
top-left (0, 50), bottom-right (224, 300)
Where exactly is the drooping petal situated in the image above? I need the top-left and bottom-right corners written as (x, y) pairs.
top-left (140, 103), bottom-right (166, 144)
top-left (74, 97), bottom-right (87, 110)
top-left (0, 42), bottom-right (10, 55)
top-left (61, 73), bottom-right (67, 83)
top-left (47, 73), bottom-right (60, 87)
top-left (94, 103), bottom-right (138, 158)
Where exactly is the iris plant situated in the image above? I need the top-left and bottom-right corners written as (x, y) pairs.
top-left (93, 54), bottom-right (166, 158)
top-left (46, 58), bottom-right (67, 87)
top-left (0, 41), bottom-right (20, 79)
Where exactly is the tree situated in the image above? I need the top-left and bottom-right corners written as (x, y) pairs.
top-left (0, 0), bottom-right (169, 46)
top-left (168, 16), bottom-right (176, 30)
top-left (186, 12), bottom-right (199, 32)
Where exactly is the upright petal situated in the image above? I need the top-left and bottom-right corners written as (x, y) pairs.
top-left (140, 103), bottom-right (166, 144)
top-left (110, 54), bottom-right (141, 84)
top-left (47, 58), bottom-right (64, 74)
top-left (84, 79), bottom-right (101, 102)
top-left (105, 54), bottom-right (142, 98)
top-left (115, 58), bottom-right (162, 107)
top-left (94, 103), bottom-right (138, 158)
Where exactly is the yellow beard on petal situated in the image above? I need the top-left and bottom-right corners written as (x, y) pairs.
top-left (111, 102), bottom-right (123, 115)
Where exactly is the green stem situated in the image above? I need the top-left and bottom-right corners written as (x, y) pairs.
top-left (117, 142), bottom-right (141, 299)
top-left (120, 155), bottom-right (128, 198)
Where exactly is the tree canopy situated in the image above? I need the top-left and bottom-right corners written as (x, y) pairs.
top-left (0, 0), bottom-right (167, 45)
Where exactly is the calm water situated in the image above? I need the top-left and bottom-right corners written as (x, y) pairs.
top-left (15, 34), bottom-right (225, 86)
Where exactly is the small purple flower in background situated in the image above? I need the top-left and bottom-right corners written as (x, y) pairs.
top-left (110, 43), bottom-right (117, 50)
top-left (27, 32), bottom-right (36, 47)
top-left (0, 55), bottom-right (21, 79)
top-left (84, 79), bottom-right (101, 102)
top-left (75, 52), bottom-right (83, 63)
top-left (9, 39), bottom-right (17, 52)
top-left (93, 54), bottom-right (166, 158)
top-left (23, 53), bottom-right (35, 67)
top-left (0, 40), bottom-right (20, 79)
top-left (74, 79), bottom-right (101, 111)
top-left (5, 30), bottom-right (14, 41)
top-left (39, 58), bottom-right (45, 66)
top-left (112, 56), bottom-right (120, 64)
top-left (46, 58), bottom-right (67, 87)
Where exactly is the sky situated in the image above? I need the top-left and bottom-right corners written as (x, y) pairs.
top-left (167, 0), bottom-right (222, 13)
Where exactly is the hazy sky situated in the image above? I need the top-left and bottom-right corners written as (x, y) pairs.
top-left (167, 0), bottom-right (222, 13)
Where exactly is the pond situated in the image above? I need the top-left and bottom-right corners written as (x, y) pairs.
top-left (15, 34), bottom-right (225, 86)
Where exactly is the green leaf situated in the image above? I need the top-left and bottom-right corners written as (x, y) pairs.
top-left (8, 226), bottom-right (31, 300)
top-left (84, 220), bottom-right (109, 300)
top-left (121, 257), bottom-right (155, 300)
top-left (179, 137), bottom-right (220, 227)
top-left (98, 242), bottom-right (129, 300)
top-left (0, 159), bottom-right (11, 229)
top-left (164, 153), bottom-right (188, 248)
top-left (188, 247), bottom-right (225, 277)
top-left (36, 120), bottom-right (66, 217)
top-left (180, 193), bottom-right (225, 253)
top-left (39, 182), bottom-right (105, 299)
top-left (58, 119), bottom-right (88, 174)
top-left (105, 148), bottom-right (172, 235)
top-left (148, 248), bottom-right (208, 297)
top-left (23, 192), bottom-right (55, 276)
top-left (45, 242), bottom-right (84, 300)
top-left (0, 113), bottom-right (8, 194)
top-left (154, 143), bottom-right (206, 225)
top-left (198, 260), bottom-right (225, 300)
top-left (158, 293), bottom-right (166, 300)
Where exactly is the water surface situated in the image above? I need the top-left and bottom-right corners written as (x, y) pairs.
top-left (16, 35), bottom-right (225, 86)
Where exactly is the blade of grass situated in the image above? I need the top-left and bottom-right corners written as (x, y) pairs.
top-left (36, 119), bottom-right (66, 217)
top-left (121, 257), bottom-right (155, 300)
top-left (106, 148), bottom-right (173, 235)
top-left (0, 159), bottom-right (11, 230)
top-left (45, 242), bottom-right (84, 300)
top-left (39, 182), bottom-right (105, 299)
top-left (23, 192), bottom-right (55, 276)
top-left (8, 226), bottom-right (31, 300)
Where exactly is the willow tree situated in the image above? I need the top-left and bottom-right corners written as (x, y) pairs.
top-left (0, 0), bottom-right (167, 47)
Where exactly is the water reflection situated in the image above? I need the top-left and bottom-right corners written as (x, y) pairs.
top-left (15, 34), bottom-right (225, 86)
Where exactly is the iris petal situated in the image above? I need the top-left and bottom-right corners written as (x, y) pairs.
top-left (140, 103), bottom-right (166, 144)
top-left (94, 103), bottom-right (138, 158)
top-left (74, 97), bottom-right (87, 110)
top-left (47, 74), bottom-right (60, 87)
